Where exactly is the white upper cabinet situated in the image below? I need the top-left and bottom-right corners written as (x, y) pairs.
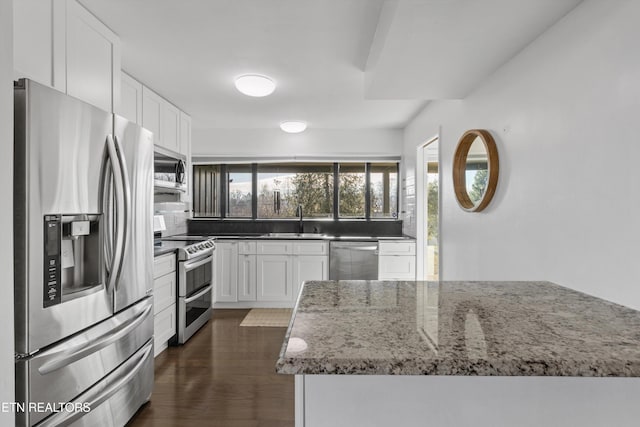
top-left (13, 0), bottom-right (121, 113)
top-left (118, 71), bottom-right (143, 124)
top-left (179, 111), bottom-right (192, 157)
top-left (161, 101), bottom-right (180, 153)
top-left (65, 0), bottom-right (121, 113)
top-left (13, 0), bottom-right (55, 87)
top-left (142, 86), bottom-right (163, 145)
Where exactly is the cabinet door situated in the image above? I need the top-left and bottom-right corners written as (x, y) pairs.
top-left (257, 255), bottom-right (293, 301)
top-left (161, 102), bottom-right (180, 153)
top-left (292, 256), bottom-right (328, 299)
top-left (378, 256), bottom-right (416, 280)
top-left (65, 0), bottom-right (121, 112)
top-left (215, 242), bottom-right (238, 302)
top-left (179, 111), bottom-right (192, 203)
top-left (142, 86), bottom-right (162, 146)
top-left (154, 305), bottom-right (176, 357)
top-left (13, 0), bottom-right (56, 88)
top-left (119, 71), bottom-right (142, 124)
top-left (238, 254), bottom-right (257, 301)
top-left (153, 272), bottom-right (176, 315)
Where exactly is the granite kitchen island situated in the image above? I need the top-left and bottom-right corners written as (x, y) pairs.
top-left (276, 281), bottom-right (640, 427)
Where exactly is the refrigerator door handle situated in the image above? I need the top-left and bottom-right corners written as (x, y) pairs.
top-left (36, 341), bottom-right (153, 427)
top-left (105, 135), bottom-right (126, 293)
top-left (112, 135), bottom-right (132, 292)
top-left (37, 302), bottom-right (152, 375)
top-left (102, 163), bottom-right (114, 275)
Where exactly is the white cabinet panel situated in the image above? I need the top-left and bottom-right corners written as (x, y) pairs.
top-left (257, 241), bottom-right (293, 255)
top-left (238, 254), bottom-right (257, 301)
top-left (378, 256), bottom-right (416, 280)
top-left (153, 305), bottom-right (176, 357)
top-left (13, 0), bottom-right (55, 87)
top-left (257, 255), bottom-right (293, 301)
top-left (65, 0), bottom-right (120, 113)
top-left (119, 71), bottom-right (142, 124)
top-left (179, 111), bottom-right (191, 157)
top-left (238, 241), bottom-right (257, 255)
top-left (142, 86), bottom-right (162, 146)
top-left (153, 272), bottom-right (176, 315)
top-left (161, 101), bottom-right (180, 153)
top-left (215, 242), bottom-right (238, 302)
top-left (378, 241), bottom-right (416, 256)
top-left (293, 256), bottom-right (328, 299)
top-left (293, 241), bottom-right (328, 256)
top-left (153, 253), bottom-right (176, 279)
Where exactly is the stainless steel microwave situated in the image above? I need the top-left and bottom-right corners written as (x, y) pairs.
top-left (154, 146), bottom-right (187, 192)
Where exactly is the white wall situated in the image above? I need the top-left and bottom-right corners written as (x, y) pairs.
top-left (1, 0), bottom-right (15, 423)
top-left (192, 128), bottom-right (402, 159)
top-left (403, 0), bottom-right (640, 309)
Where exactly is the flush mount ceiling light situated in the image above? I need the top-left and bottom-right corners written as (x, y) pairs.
top-left (280, 121), bottom-right (307, 133)
top-left (234, 74), bottom-right (276, 97)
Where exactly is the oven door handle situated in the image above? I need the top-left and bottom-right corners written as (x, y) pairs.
top-left (184, 285), bottom-right (213, 304)
top-left (183, 254), bottom-right (214, 271)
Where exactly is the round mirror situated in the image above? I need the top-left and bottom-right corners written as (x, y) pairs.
top-left (452, 129), bottom-right (499, 212)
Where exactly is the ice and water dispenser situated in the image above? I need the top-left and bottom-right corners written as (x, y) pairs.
top-left (43, 214), bottom-right (102, 307)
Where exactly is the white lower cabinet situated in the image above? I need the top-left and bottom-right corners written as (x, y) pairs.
top-left (293, 255), bottom-right (329, 299)
top-left (378, 240), bottom-right (417, 280)
top-left (153, 252), bottom-right (177, 357)
top-left (238, 254), bottom-right (257, 301)
top-left (257, 255), bottom-right (294, 301)
top-left (213, 239), bottom-right (328, 307)
top-left (214, 241), bottom-right (238, 302)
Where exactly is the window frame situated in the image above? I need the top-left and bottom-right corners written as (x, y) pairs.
top-left (192, 161), bottom-right (400, 221)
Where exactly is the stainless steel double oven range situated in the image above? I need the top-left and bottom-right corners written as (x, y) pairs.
top-left (162, 236), bottom-right (216, 344)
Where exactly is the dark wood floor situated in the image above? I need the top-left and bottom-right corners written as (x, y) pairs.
top-left (128, 309), bottom-right (294, 427)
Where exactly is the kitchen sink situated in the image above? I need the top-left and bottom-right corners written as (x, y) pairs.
top-left (263, 232), bottom-right (330, 238)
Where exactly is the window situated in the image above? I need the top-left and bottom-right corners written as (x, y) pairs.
top-left (226, 164), bottom-right (252, 218)
top-left (192, 161), bottom-right (399, 220)
top-left (193, 165), bottom-right (221, 217)
top-left (257, 163), bottom-right (333, 219)
top-left (370, 163), bottom-right (398, 218)
top-left (338, 163), bottom-right (366, 218)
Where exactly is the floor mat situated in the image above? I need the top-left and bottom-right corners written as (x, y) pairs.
top-left (239, 308), bottom-right (293, 327)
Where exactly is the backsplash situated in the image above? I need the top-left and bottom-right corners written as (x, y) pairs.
top-left (154, 194), bottom-right (190, 236)
top-left (188, 219), bottom-right (403, 236)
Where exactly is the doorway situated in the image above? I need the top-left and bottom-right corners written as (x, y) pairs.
top-left (416, 136), bottom-right (440, 280)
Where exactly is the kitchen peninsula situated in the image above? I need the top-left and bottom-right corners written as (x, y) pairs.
top-left (277, 281), bottom-right (640, 427)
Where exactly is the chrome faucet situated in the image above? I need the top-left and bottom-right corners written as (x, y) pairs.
top-left (295, 204), bottom-right (303, 233)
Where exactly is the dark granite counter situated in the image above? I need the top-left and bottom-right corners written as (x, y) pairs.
top-left (276, 280), bottom-right (640, 376)
top-left (153, 241), bottom-right (188, 257)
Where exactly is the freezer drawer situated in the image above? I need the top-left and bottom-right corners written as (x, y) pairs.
top-left (16, 297), bottom-right (153, 426)
top-left (35, 340), bottom-right (154, 427)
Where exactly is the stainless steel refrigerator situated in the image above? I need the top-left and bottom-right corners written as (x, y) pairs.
top-left (14, 79), bottom-right (154, 426)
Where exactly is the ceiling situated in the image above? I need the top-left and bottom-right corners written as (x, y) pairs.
top-left (79, 0), bottom-right (582, 131)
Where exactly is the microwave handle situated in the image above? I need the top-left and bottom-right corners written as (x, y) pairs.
top-left (176, 159), bottom-right (186, 184)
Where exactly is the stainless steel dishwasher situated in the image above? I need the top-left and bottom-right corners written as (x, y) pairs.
top-left (329, 241), bottom-right (379, 280)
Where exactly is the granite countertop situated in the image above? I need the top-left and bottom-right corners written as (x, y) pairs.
top-left (276, 281), bottom-right (640, 376)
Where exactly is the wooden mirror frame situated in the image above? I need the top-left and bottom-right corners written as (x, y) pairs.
top-left (452, 129), bottom-right (499, 212)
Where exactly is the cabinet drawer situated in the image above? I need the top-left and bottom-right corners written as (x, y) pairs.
top-left (257, 241), bottom-right (293, 255)
top-left (293, 241), bottom-right (328, 256)
top-left (154, 304), bottom-right (176, 355)
top-left (378, 241), bottom-right (416, 256)
top-left (153, 272), bottom-right (176, 314)
top-left (238, 241), bottom-right (257, 255)
top-left (378, 256), bottom-right (416, 280)
top-left (153, 253), bottom-right (176, 279)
